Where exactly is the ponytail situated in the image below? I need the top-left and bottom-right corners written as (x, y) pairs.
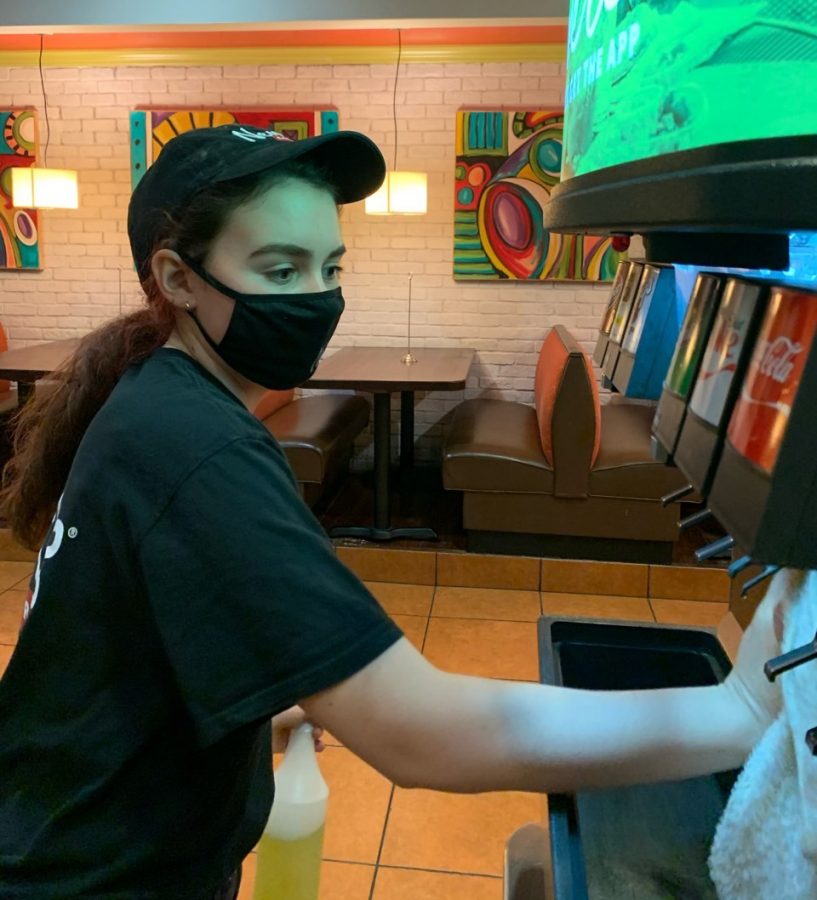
top-left (1, 291), bottom-right (175, 550)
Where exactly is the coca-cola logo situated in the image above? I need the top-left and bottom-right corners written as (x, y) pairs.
top-left (756, 336), bottom-right (802, 384)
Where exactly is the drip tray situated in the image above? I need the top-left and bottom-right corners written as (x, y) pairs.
top-left (538, 618), bottom-right (738, 900)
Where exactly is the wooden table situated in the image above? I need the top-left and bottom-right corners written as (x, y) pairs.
top-left (0, 339), bottom-right (476, 542)
top-left (0, 338), bottom-right (79, 407)
top-left (306, 345), bottom-right (476, 541)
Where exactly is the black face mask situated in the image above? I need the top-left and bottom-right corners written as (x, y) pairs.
top-left (179, 254), bottom-right (345, 390)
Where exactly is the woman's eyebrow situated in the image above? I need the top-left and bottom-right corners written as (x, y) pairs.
top-left (248, 243), bottom-right (347, 260)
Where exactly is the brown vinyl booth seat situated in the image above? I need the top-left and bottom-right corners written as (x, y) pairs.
top-left (254, 389), bottom-right (370, 508)
top-left (442, 325), bottom-right (689, 562)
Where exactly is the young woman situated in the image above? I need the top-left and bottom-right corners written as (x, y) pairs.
top-left (0, 124), bottom-right (787, 899)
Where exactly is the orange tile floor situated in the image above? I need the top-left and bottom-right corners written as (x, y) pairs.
top-left (0, 554), bottom-right (733, 900)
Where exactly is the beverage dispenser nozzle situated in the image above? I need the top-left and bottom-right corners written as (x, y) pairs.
top-left (661, 483), bottom-right (695, 506)
top-left (677, 507), bottom-right (712, 531)
top-left (727, 555), bottom-right (754, 579)
top-left (764, 630), bottom-right (817, 682)
top-left (767, 641), bottom-right (817, 759)
top-left (694, 535), bottom-right (735, 562)
top-left (740, 565), bottom-right (782, 600)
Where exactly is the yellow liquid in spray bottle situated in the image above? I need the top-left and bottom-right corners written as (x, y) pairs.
top-left (252, 723), bottom-right (329, 900)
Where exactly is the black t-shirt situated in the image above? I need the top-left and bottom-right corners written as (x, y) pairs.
top-left (0, 348), bottom-right (402, 899)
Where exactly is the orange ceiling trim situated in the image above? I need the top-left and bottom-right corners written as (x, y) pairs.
top-left (0, 25), bottom-right (567, 52)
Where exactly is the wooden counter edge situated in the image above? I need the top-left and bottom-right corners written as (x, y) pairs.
top-left (716, 610), bottom-right (744, 665)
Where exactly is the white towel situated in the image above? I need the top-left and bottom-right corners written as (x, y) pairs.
top-left (709, 569), bottom-right (817, 899)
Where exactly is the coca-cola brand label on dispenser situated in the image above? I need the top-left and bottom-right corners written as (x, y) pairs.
top-left (688, 279), bottom-right (761, 427)
top-left (728, 288), bottom-right (817, 474)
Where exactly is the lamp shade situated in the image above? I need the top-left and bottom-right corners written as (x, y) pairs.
top-left (365, 171), bottom-right (427, 215)
top-left (365, 178), bottom-right (389, 215)
top-left (11, 167), bottom-right (79, 210)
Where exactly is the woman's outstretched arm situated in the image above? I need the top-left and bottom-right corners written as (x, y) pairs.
top-left (302, 568), bottom-right (793, 794)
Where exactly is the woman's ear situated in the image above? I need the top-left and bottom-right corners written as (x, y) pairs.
top-left (150, 249), bottom-right (198, 310)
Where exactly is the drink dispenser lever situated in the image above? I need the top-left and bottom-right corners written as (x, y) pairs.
top-left (728, 555), bottom-right (754, 579)
top-left (764, 630), bottom-right (817, 682)
top-left (695, 535), bottom-right (735, 562)
top-left (740, 565), bottom-right (782, 599)
top-left (662, 483), bottom-right (695, 506)
top-left (678, 507), bottom-right (712, 530)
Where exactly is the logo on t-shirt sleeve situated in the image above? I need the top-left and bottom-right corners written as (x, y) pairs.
top-left (24, 494), bottom-right (68, 625)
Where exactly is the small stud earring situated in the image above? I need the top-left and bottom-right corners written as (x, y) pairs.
top-left (184, 301), bottom-right (191, 311)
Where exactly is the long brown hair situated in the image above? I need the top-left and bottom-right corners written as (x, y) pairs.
top-left (2, 159), bottom-right (338, 550)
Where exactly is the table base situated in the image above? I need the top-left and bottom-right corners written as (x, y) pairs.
top-left (329, 524), bottom-right (438, 542)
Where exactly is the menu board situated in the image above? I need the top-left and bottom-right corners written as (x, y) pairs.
top-left (664, 273), bottom-right (723, 399)
top-left (600, 260), bottom-right (632, 335)
top-left (562, 0), bottom-right (817, 180)
top-left (728, 288), bottom-right (817, 474)
top-left (688, 279), bottom-right (763, 428)
top-left (608, 262), bottom-right (644, 344)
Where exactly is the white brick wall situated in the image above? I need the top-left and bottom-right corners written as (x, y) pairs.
top-left (0, 60), bottom-right (613, 464)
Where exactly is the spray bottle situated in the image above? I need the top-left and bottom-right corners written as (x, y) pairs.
top-left (252, 722), bottom-right (329, 900)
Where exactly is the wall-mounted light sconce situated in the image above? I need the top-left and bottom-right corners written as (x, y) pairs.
top-left (11, 35), bottom-right (79, 211)
top-left (365, 170), bottom-right (428, 216)
top-left (365, 30), bottom-right (427, 216)
top-left (11, 166), bottom-right (79, 210)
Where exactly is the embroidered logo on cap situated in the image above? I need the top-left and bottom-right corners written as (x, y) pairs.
top-left (231, 127), bottom-right (294, 144)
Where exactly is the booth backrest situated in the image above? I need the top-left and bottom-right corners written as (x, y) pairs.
top-left (534, 325), bottom-right (601, 497)
top-left (253, 388), bottom-right (296, 421)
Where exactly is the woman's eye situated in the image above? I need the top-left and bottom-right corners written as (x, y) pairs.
top-left (325, 265), bottom-right (344, 281)
top-left (266, 267), bottom-right (296, 284)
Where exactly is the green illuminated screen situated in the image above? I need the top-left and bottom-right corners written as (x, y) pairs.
top-left (562, 0), bottom-right (817, 180)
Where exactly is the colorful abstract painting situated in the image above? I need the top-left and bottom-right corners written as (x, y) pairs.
top-left (129, 109), bottom-right (339, 190)
top-left (0, 109), bottom-right (41, 270)
top-left (454, 110), bottom-right (624, 281)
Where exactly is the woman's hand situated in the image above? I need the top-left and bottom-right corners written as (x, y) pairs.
top-left (272, 705), bottom-right (326, 755)
top-left (722, 567), bottom-right (803, 746)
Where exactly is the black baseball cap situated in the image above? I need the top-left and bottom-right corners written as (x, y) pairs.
top-left (128, 123), bottom-right (386, 278)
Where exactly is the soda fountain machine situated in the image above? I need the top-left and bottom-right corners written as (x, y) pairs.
top-left (511, 0), bottom-right (817, 896)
